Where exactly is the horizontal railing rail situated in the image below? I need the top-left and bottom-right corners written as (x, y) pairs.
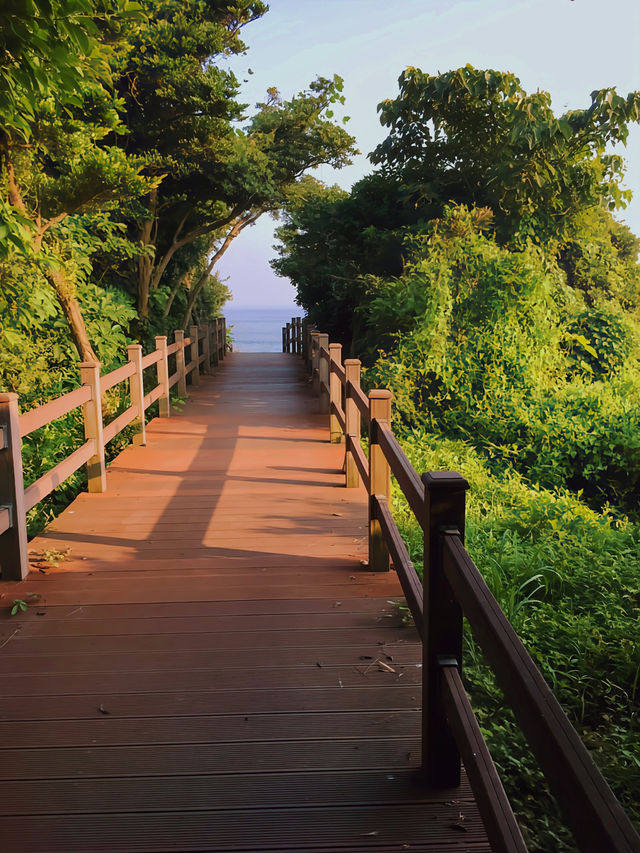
top-left (286, 315), bottom-right (640, 853)
top-left (0, 317), bottom-right (227, 582)
top-left (19, 386), bottom-right (92, 439)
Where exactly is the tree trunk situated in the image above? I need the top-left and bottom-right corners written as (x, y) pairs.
top-left (2, 134), bottom-right (98, 363)
top-left (44, 266), bottom-right (99, 362)
top-left (181, 214), bottom-right (260, 328)
top-left (162, 265), bottom-right (195, 319)
top-left (0, 131), bottom-right (27, 214)
top-left (137, 189), bottom-right (158, 320)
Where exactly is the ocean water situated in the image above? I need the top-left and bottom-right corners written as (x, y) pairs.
top-left (225, 305), bottom-right (299, 353)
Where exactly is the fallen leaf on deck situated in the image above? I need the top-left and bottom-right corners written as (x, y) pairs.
top-left (98, 704), bottom-right (110, 715)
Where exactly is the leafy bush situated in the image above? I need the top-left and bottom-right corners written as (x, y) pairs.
top-left (362, 207), bottom-right (640, 515)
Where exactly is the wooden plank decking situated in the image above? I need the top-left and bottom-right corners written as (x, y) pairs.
top-left (0, 353), bottom-right (490, 852)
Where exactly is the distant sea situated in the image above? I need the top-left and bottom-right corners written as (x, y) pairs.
top-left (225, 305), bottom-right (300, 353)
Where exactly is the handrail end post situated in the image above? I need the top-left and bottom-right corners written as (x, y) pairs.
top-left (127, 345), bottom-right (147, 446)
top-left (174, 329), bottom-right (188, 397)
top-left (328, 342), bottom-right (343, 443)
top-left (344, 360), bottom-right (362, 488)
top-left (421, 470), bottom-right (469, 786)
top-left (79, 361), bottom-right (107, 494)
top-left (201, 323), bottom-right (212, 375)
top-left (317, 333), bottom-right (330, 414)
top-left (0, 393), bottom-right (29, 580)
top-left (368, 389), bottom-right (392, 571)
top-left (155, 336), bottom-right (171, 418)
top-left (189, 325), bottom-right (200, 386)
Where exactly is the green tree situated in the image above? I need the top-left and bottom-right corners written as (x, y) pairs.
top-left (108, 0), bottom-right (268, 322)
top-left (107, 0), bottom-right (356, 327)
top-left (0, 0), bottom-right (152, 360)
top-left (372, 65), bottom-right (640, 247)
top-left (274, 66), bottom-right (640, 350)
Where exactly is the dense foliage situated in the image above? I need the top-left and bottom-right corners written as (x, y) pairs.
top-left (274, 67), bottom-right (640, 849)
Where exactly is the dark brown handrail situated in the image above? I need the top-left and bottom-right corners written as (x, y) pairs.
top-left (330, 358), bottom-right (346, 382)
top-left (347, 378), bottom-right (370, 421)
top-left (443, 532), bottom-right (640, 853)
top-left (375, 420), bottom-right (425, 524)
top-left (330, 400), bottom-right (346, 432)
top-left (373, 495), bottom-right (422, 633)
top-left (441, 662), bottom-right (528, 853)
top-left (346, 435), bottom-right (370, 491)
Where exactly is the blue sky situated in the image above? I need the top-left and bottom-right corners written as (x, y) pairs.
top-left (218, 0), bottom-right (640, 308)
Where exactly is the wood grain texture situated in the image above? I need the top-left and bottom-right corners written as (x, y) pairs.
top-left (0, 353), bottom-right (488, 852)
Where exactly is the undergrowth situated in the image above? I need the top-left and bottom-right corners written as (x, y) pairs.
top-left (392, 429), bottom-right (640, 852)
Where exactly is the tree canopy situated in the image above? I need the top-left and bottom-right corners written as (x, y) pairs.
top-left (274, 65), bottom-right (640, 351)
top-left (1, 0), bottom-right (355, 376)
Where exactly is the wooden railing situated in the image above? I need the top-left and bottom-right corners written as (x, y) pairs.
top-left (290, 318), bottom-right (640, 853)
top-left (282, 316), bottom-right (304, 355)
top-left (0, 317), bottom-right (227, 582)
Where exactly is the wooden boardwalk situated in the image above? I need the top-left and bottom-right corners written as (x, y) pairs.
top-left (0, 353), bottom-right (489, 852)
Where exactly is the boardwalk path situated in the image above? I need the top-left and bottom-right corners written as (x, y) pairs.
top-left (0, 353), bottom-right (489, 851)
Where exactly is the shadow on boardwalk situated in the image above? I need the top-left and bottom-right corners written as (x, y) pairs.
top-left (0, 353), bottom-right (489, 852)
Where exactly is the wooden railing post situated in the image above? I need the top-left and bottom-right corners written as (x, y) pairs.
top-left (422, 471), bottom-right (469, 787)
top-left (302, 318), bottom-right (310, 363)
top-left (189, 325), bottom-right (200, 386)
top-left (79, 362), bottom-right (106, 493)
top-left (282, 325), bottom-right (287, 353)
top-left (368, 390), bottom-right (392, 571)
top-left (297, 318), bottom-right (303, 354)
top-left (127, 345), bottom-right (146, 445)
top-left (307, 326), bottom-right (317, 374)
top-left (155, 336), bottom-right (171, 418)
top-left (310, 331), bottom-right (320, 392)
top-left (201, 323), bottom-right (212, 375)
top-left (329, 343), bottom-right (343, 443)
top-left (344, 359), bottom-right (361, 488)
top-left (175, 329), bottom-right (188, 397)
top-left (318, 333), bottom-right (330, 414)
top-left (0, 393), bottom-right (29, 580)
top-left (221, 317), bottom-right (227, 359)
top-left (211, 319), bottom-right (220, 371)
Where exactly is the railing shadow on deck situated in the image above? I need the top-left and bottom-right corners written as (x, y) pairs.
top-left (1, 348), bottom-right (380, 593)
top-left (0, 319), bottom-right (227, 581)
top-left (283, 316), bottom-right (640, 853)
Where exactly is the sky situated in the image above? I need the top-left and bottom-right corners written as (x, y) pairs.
top-left (217, 0), bottom-right (640, 309)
